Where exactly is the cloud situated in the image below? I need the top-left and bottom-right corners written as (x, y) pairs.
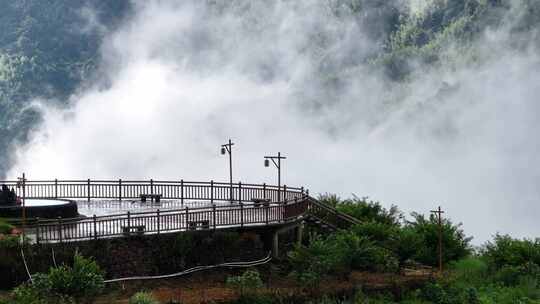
top-left (9, 1), bottom-right (540, 244)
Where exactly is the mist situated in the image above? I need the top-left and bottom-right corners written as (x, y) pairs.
top-left (7, 0), bottom-right (540, 244)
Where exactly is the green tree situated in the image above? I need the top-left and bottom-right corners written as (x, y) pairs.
top-left (407, 212), bottom-right (472, 267)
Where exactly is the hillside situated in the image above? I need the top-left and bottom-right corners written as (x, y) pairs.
top-left (0, 0), bottom-right (539, 177)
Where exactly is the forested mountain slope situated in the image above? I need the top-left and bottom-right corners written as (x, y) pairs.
top-left (0, 1), bottom-right (131, 175)
top-left (0, 0), bottom-right (539, 177)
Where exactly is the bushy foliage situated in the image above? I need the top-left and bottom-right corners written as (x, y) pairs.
top-left (288, 230), bottom-right (401, 288)
top-left (129, 292), bottom-right (159, 304)
top-left (0, 219), bottom-right (14, 234)
top-left (482, 234), bottom-right (540, 270)
top-left (318, 194), bottom-right (402, 227)
top-left (288, 235), bottom-right (343, 288)
top-left (11, 253), bottom-right (105, 304)
top-left (406, 213), bottom-right (472, 267)
top-left (226, 269), bottom-right (264, 297)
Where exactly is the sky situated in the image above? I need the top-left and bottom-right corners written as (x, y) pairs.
top-left (7, 0), bottom-right (540, 244)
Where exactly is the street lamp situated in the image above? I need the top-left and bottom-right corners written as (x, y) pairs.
top-left (264, 152), bottom-right (286, 202)
top-left (221, 139), bottom-right (235, 203)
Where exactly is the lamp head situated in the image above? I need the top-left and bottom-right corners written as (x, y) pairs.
top-left (264, 159), bottom-right (270, 167)
top-left (221, 147), bottom-right (226, 155)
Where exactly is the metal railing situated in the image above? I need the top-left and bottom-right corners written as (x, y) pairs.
top-left (0, 179), bottom-right (360, 243)
top-left (307, 197), bottom-right (362, 230)
top-left (0, 179), bottom-right (305, 204)
top-left (31, 197), bottom-right (309, 243)
top-left (0, 179), bottom-right (308, 243)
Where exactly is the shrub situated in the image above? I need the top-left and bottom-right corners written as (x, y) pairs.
top-left (50, 252), bottom-right (105, 299)
top-left (390, 226), bottom-right (425, 267)
top-left (333, 195), bottom-right (403, 227)
top-left (0, 219), bottom-right (13, 234)
top-left (317, 193), bottom-right (341, 208)
top-left (0, 234), bottom-right (23, 248)
top-left (226, 269), bottom-right (264, 297)
top-left (481, 234), bottom-right (540, 270)
top-left (449, 257), bottom-right (489, 288)
top-left (11, 253), bottom-right (104, 304)
top-left (407, 213), bottom-right (472, 267)
top-left (129, 292), bottom-right (159, 304)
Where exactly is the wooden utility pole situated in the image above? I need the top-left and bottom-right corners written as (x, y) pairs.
top-left (264, 152), bottom-right (287, 202)
top-left (221, 139), bottom-right (235, 203)
top-left (17, 173), bottom-right (27, 242)
top-left (430, 206), bottom-right (444, 273)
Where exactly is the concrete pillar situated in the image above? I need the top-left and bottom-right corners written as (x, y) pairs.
top-left (272, 231), bottom-right (279, 258)
top-left (296, 221), bottom-right (304, 246)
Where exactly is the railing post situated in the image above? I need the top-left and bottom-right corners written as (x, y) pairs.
top-left (35, 217), bottom-right (40, 245)
top-left (283, 185), bottom-right (287, 202)
top-left (57, 217), bottom-right (62, 243)
top-left (180, 180), bottom-right (184, 205)
top-left (238, 182), bottom-right (242, 203)
top-left (263, 183), bottom-right (267, 199)
top-left (294, 197), bottom-right (298, 218)
top-left (240, 202), bottom-right (244, 228)
top-left (119, 179), bottom-right (122, 202)
top-left (157, 209), bottom-right (160, 234)
top-left (54, 179), bottom-right (58, 199)
top-left (150, 179), bottom-right (154, 198)
top-left (93, 215), bottom-right (97, 240)
top-left (185, 206), bottom-right (189, 229)
top-left (127, 211), bottom-right (131, 230)
top-left (213, 204), bottom-right (216, 230)
top-left (282, 200), bottom-right (287, 222)
top-left (210, 180), bottom-right (214, 205)
top-left (265, 203), bottom-right (269, 225)
top-left (87, 179), bottom-right (91, 202)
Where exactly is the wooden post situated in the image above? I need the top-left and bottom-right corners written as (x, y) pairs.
top-left (54, 179), bottom-right (58, 199)
top-left (185, 206), bottom-right (189, 229)
top-left (119, 179), bottom-right (122, 202)
top-left (57, 217), bottom-right (62, 243)
top-left (283, 185), bottom-right (287, 202)
top-left (213, 204), bottom-right (216, 230)
top-left (87, 179), bottom-right (91, 202)
top-left (93, 215), bottom-right (97, 240)
top-left (150, 179), bottom-right (154, 201)
top-left (35, 217), bottom-right (40, 245)
top-left (430, 206), bottom-right (445, 273)
top-left (238, 182), bottom-right (242, 203)
top-left (180, 180), bottom-right (184, 205)
top-left (210, 180), bottom-right (214, 205)
top-left (294, 197), bottom-right (298, 217)
top-left (265, 203), bottom-right (269, 225)
top-left (127, 211), bottom-right (131, 230)
top-left (263, 183), bottom-right (267, 199)
top-left (157, 209), bottom-right (161, 234)
top-left (240, 202), bottom-right (244, 228)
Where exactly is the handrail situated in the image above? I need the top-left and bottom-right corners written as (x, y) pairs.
top-left (0, 179), bottom-right (305, 204)
top-left (0, 179), bottom-right (364, 243)
top-left (307, 197), bottom-right (361, 229)
top-left (26, 194), bottom-right (310, 243)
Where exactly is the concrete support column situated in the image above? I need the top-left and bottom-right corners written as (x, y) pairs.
top-left (272, 231), bottom-right (279, 258)
top-left (296, 221), bottom-right (304, 246)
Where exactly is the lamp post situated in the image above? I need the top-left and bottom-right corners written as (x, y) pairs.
top-left (221, 139), bottom-right (235, 203)
top-left (264, 152), bottom-right (286, 202)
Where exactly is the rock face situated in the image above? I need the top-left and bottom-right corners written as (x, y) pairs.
top-left (0, 185), bottom-right (17, 206)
